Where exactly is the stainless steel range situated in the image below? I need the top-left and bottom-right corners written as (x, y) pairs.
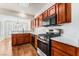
top-left (37, 37), bottom-right (51, 56)
top-left (37, 29), bottom-right (62, 56)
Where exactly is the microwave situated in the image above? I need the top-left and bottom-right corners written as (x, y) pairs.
top-left (42, 14), bottom-right (57, 27)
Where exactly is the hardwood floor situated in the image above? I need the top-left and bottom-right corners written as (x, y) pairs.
top-left (0, 38), bottom-right (37, 56)
top-left (12, 44), bottom-right (37, 56)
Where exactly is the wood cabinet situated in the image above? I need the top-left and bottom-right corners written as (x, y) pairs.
top-left (31, 35), bottom-right (38, 49)
top-left (42, 10), bottom-right (48, 20)
top-left (24, 33), bottom-right (32, 44)
top-left (52, 47), bottom-right (69, 56)
top-left (51, 40), bottom-right (79, 56)
top-left (16, 34), bottom-right (24, 45)
top-left (31, 3), bottom-right (71, 29)
top-left (48, 5), bottom-right (55, 16)
top-left (12, 33), bottom-right (32, 46)
top-left (38, 14), bottom-right (43, 27)
top-left (12, 34), bottom-right (24, 45)
top-left (31, 14), bottom-right (42, 28)
top-left (65, 3), bottom-right (71, 23)
top-left (12, 34), bottom-right (17, 46)
top-left (56, 3), bottom-right (71, 24)
top-left (51, 40), bottom-right (76, 56)
top-left (34, 35), bottom-right (38, 49)
top-left (56, 3), bottom-right (66, 24)
top-left (35, 17), bottom-right (39, 28)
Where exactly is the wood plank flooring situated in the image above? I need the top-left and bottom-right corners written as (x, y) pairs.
top-left (0, 38), bottom-right (37, 56)
top-left (12, 44), bottom-right (37, 56)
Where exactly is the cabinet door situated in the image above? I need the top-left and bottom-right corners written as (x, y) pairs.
top-left (65, 3), bottom-right (71, 23)
top-left (39, 14), bottom-right (43, 27)
top-left (52, 47), bottom-right (69, 56)
top-left (51, 40), bottom-right (76, 56)
top-left (43, 11), bottom-right (48, 20)
top-left (16, 34), bottom-right (24, 45)
top-left (37, 18), bottom-right (39, 27)
top-left (56, 3), bottom-right (66, 24)
top-left (48, 5), bottom-right (55, 16)
top-left (34, 35), bottom-right (38, 49)
top-left (12, 34), bottom-right (17, 46)
top-left (35, 18), bottom-right (39, 27)
top-left (24, 34), bottom-right (30, 43)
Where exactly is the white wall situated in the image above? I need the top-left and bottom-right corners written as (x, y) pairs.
top-left (0, 15), bottom-right (31, 40)
top-left (61, 3), bottom-right (79, 39)
top-left (34, 3), bottom-right (79, 39)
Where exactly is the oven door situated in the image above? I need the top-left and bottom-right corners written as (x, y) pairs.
top-left (38, 40), bottom-right (50, 56)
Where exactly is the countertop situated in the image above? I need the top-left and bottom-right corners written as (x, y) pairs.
top-left (50, 36), bottom-right (79, 48)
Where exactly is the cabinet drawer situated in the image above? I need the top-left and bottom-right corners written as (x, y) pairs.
top-left (52, 47), bottom-right (69, 56)
top-left (51, 40), bottom-right (76, 56)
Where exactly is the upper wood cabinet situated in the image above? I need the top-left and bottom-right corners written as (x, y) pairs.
top-left (56, 3), bottom-right (71, 24)
top-left (65, 3), bottom-right (71, 23)
top-left (56, 3), bottom-right (66, 24)
top-left (48, 5), bottom-right (55, 16)
top-left (35, 19), bottom-right (37, 28)
top-left (35, 17), bottom-right (39, 28)
top-left (31, 3), bottom-right (71, 29)
top-left (42, 10), bottom-right (48, 20)
top-left (32, 14), bottom-right (43, 28)
top-left (38, 14), bottom-right (43, 27)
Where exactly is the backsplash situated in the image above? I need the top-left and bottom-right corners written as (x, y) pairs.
top-left (34, 26), bottom-right (62, 34)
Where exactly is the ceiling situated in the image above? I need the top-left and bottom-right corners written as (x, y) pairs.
top-left (0, 3), bottom-right (48, 19)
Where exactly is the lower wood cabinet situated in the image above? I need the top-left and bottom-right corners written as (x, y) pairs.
top-left (31, 35), bottom-right (38, 49)
top-left (24, 33), bottom-right (31, 43)
top-left (12, 34), bottom-right (17, 46)
top-left (34, 35), bottom-right (38, 49)
top-left (52, 47), bottom-right (69, 56)
top-left (16, 34), bottom-right (24, 45)
top-left (12, 33), bottom-right (32, 46)
top-left (51, 40), bottom-right (79, 56)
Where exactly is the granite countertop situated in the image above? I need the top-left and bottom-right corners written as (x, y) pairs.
top-left (50, 36), bottom-right (79, 48)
